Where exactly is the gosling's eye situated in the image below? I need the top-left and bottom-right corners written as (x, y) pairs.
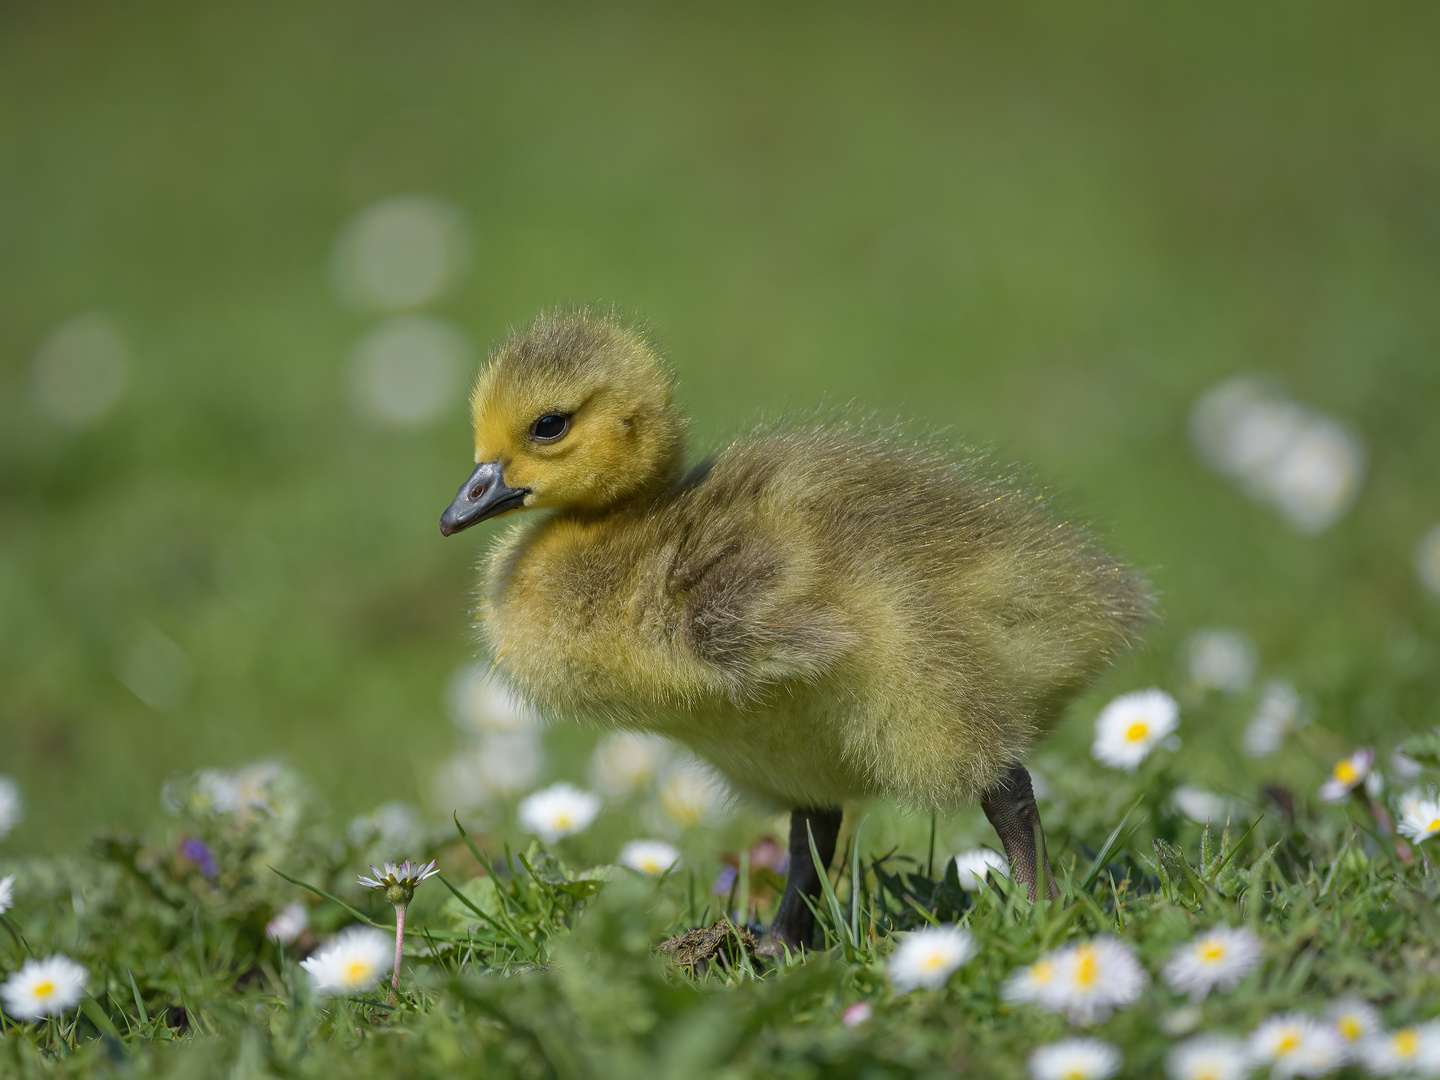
top-left (530, 413), bottom-right (570, 442)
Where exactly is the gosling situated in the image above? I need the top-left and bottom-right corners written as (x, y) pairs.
top-left (441, 311), bottom-right (1153, 951)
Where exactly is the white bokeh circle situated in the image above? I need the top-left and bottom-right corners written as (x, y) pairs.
top-left (33, 312), bottom-right (130, 426)
top-left (332, 195), bottom-right (469, 312)
top-left (349, 315), bottom-right (468, 426)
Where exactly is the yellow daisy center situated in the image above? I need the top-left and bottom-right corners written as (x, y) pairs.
top-left (920, 951), bottom-right (949, 971)
top-left (1333, 760), bottom-right (1358, 784)
top-left (1062, 1070), bottom-right (1088, 1080)
top-left (1031, 959), bottom-right (1054, 984)
top-left (344, 959), bottom-right (372, 984)
top-left (1073, 947), bottom-right (1098, 987)
top-left (1124, 720), bottom-right (1150, 742)
top-left (553, 812), bottom-right (572, 829)
top-left (33, 979), bottom-right (55, 1000)
top-left (1194, 1070), bottom-right (1219, 1080)
top-left (1276, 1031), bottom-right (1301, 1054)
top-left (1426, 818), bottom-right (1440, 833)
top-left (1394, 1029), bottom-right (1419, 1057)
top-left (1338, 1016), bottom-right (1362, 1041)
top-left (1198, 940), bottom-right (1226, 963)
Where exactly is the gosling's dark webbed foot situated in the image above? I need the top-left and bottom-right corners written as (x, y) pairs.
top-left (980, 762), bottom-right (1059, 901)
top-left (755, 805), bottom-right (843, 958)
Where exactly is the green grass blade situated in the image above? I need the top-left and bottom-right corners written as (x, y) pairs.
top-left (454, 812), bottom-right (488, 867)
top-left (807, 821), bottom-right (852, 957)
top-left (127, 969), bottom-right (148, 1024)
top-left (1206, 813), bottom-right (1265, 884)
top-left (1318, 831), bottom-right (1353, 899)
top-left (268, 864), bottom-right (386, 929)
top-left (515, 851), bottom-right (564, 908)
top-left (0, 914), bottom-right (32, 958)
top-left (437, 873), bottom-right (533, 958)
top-left (902, 894), bottom-right (941, 926)
top-left (850, 815), bottom-right (865, 952)
top-left (1081, 797), bottom-right (1145, 890)
top-left (80, 996), bottom-right (122, 1039)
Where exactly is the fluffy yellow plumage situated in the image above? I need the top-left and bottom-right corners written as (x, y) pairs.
top-left (442, 309), bottom-right (1153, 948)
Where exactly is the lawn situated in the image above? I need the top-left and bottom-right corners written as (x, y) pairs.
top-left (2, 2), bottom-right (1440, 1076)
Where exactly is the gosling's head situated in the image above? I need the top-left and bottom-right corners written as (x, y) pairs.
top-left (440, 311), bottom-right (685, 535)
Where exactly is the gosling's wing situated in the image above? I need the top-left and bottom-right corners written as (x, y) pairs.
top-left (665, 520), bottom-right (856, 695)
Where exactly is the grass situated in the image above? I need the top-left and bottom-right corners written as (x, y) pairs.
top-left (3, 0), bottom-right (1440, 1075)
top-left (2, 736), bottom-right (1439, 1077)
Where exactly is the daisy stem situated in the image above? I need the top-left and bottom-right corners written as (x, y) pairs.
top-left (389, 904), bottom-right (406, 1006)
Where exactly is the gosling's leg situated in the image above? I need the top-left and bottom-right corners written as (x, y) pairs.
top-left (757, 805), bottom-right (844, 955)
top-left (980, 763), bottom-right (1059, 901)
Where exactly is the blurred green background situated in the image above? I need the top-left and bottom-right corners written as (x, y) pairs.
top-left (3, 1), bottom-right (1439, 856)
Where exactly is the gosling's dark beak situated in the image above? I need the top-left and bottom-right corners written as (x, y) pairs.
top-left (440, 461), bottom-right (529, 536)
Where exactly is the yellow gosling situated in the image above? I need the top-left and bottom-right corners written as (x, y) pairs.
top-left (441, 310), bottom-right (1153, 950)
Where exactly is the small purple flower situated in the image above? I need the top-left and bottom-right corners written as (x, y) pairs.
top-left (842, 1001), bottom-right (873, 1027)
top-left (179, 837), bottom-right (218, 878)
top-left (712, 865), bottom-right (738, 896)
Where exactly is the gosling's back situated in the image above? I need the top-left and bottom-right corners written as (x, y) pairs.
top-left (479, 419), bottom-right (1151, 811)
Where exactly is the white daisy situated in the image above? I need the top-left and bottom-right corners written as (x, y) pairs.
top-left (299, 926), bottom-right (392, 995)
top-left (0, 776), bottom-right (21, 839)
top-left (356, 859), bottom-right (439, 907)
top-left (1189, 377), bottom-right (1363, 533)
top-left (951, 849), bottom-right (1009, 890)
top-left (590, 732), bottom-right (670, 798)
top-left (1244, 680), bottom-right (1304, 757)
top-left (1173, 785), bottom-right (1232, 825)
top-left (1004, 950), bottom-right (1064, 1008)
top-left (432, 731), bottom-right (544, 808)
top-left (1247, 1013), bottom-right (1344, 1079)
top-left (517, 783), bottom-right (601, 843)
top-left (1162, 1004), bottom-right (1205, 1037)
top-left (1163, 926), bottom-right (1264, 1000)
top-left (1186, 629), bottom-right (1257, 693)
top-left (1359, 1022), bottom-right (1440, 1077)
top-left (1165, 1034), bottom-right (1251, 1080)
top-left (1325, 996), bottom-right (1381, 1059)
top-left (618, 839), bottom-right (680, 876)
top-left (1264, 417), bottom-right (1364, 534)
top-left (448, 667), bottom-right (537, 734)
top-left (0, 874), bottom-right (14, 914)
top-left (1395, 788), bottom-right (1428, 819)
top-left (1396, 795), bottom-right (1440, 844)
top-left (887, 925), bottom-right (977, 993)
top-left (1390, 748), bottom-right (1424, 782)
top-left (1318, 748), bottom-right (1374, 805)
top-left (265, 901), bottom-right (309, 944)
top-left (1005, 936), bottom-right (1148, 1026)
top-left (1092, 689), bottom-right (1180, 770)
top-left (197, 761), bottom-right (281, 821)
top-left (0, 955), bottom-right (87, 1019)
top-left (655, 762), bottom-right (730, 828)
top-left (1028, 1037), bottom-right (1122, 1080)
